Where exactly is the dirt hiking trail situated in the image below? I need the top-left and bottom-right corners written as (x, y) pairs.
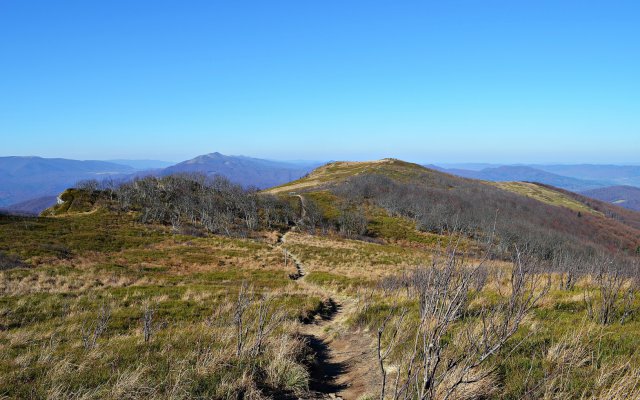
top-left (279, 231), bottom-right (379, 400)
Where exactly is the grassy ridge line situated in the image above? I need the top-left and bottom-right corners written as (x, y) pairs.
top-left (267, 158), bottom-right (600, 217)
top-left (491, 181), bottom-right (602, 215)
top-left (265, 159), bottom-right (427, 194)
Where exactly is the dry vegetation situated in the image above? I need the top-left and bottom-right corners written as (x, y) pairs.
top-left (0, 211), bottom-right (326, 399)
top-left (491, 181), bottom-right (602, 215)
top-left (291, 235), bottom-right (640, 399)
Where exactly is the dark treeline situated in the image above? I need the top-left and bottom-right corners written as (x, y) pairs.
top-left (80, 174), bottom-right (296, 237)
top-left (332, 174), bottom-right (638, 262)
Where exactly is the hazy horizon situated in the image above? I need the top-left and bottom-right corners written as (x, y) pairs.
top-left (2, 153), bottom-right (640, 167)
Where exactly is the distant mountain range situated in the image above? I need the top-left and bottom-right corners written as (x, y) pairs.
top-left (0, 195), bottom-right (58, 216)
top-left (436, 163), bottom-right (640, 188)
top-left (431, 164), bottom-right (640, 212)
top-left (162, 152), bottom-right (318, 188)
top-left (0, 153), bottom-right (319, 214)
top-left (581, 186), bottom-right (640, 211)
top-left (107, 159), bottom-right (175, 170)
top-left (430, 165), bottom-right (605, 192)
top-left (0, 157), bottom-right (135, 209)
top-left (535, 165), bottom-right (640, 186)
top-left (2, 154), bottom-right (639, 216)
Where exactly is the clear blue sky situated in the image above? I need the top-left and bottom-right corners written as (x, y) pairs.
top-left (1, 1), bottom-right (638, 163)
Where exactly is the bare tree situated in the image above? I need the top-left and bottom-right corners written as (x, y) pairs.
top-left (553, 250), bottom-right (581, 291)
top-left (234, 283), bottom-right (251, 357)
top-left (81, 304), bottom-right (111, 350)
top-left (250, 295), bottom-right (285, 357)
top-left (76, 179), bottom-right (99, 193)
top-left (142, 303), bottom-right (156, 343)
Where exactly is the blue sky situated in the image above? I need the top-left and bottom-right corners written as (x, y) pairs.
top-left (1, 1), bottom-right (638, 163)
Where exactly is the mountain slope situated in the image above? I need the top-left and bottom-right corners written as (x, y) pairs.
top-left (162, 152), bottom-right (317, 188)
top-left (0, 156), bottom-right (134, 207)
top-left (268, 159), bottom-right (430, 193)
top-left (490, 181), bottom-right (601, 215)
top-left (269, 159), bottom-right (640, 256)
top-left (581, 185), bottom-right (640, 211)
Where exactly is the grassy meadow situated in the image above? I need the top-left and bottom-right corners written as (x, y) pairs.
top-left (0, 212), bottom-right (326, 399)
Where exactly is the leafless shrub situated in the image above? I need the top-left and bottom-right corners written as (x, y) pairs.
top-left (377, 246), bottom-right (549, 400)
top-left (357, 287), bottom-right (376, 315)
top-left (81, 304), bottom-right (111, 350)
top-left (619, 287), bottom-right (636, 324)
top-left (142, 303), bottom-right (156, 343)
top-left (583, 254), bottom-right (636, 325)
top-left (473, 263), bottom-right (489, 292)
top-left (338, 206), bottom-right (368, 238)
top-left (232, 282), bottom-right (286, 358)
top-left (250, 296), bottom-right (285, 357)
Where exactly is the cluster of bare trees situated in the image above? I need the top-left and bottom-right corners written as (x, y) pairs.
top-left (97, 174), bottom-right (296, 236)
top-left (334, 174), bottom-right (611, 261)
top-left (337, 205), bottom-right (368, 237)
top-left (375, 246), bottom-right (549, 400)
top-left (547, 249), bottom-right (640, 326)
top-left (301, 202), bottom-right (368, 238)
top-left (583, 254), bottom-right (640, 325)
top-left (79, 173), bottom-right (371, 239)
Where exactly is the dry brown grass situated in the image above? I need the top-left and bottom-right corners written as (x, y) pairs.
top-left (265, 159), bottom-right (393, 194)
top-left (491, 181), bottom-right (602, 216)
top-left (588, 363), bottom-right (640, 399)
top-left (284, 232), bottom-right (433, 280)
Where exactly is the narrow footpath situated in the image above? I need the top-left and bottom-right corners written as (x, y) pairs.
top-left (278, 230), bottom-right (379, 400)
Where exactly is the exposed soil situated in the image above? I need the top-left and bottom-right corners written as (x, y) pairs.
top-left (298, 296), bottom-right (379, 400)
top-left (279, 228), bottom-right (379, 400)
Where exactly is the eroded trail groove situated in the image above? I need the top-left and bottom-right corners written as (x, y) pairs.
top-left (279, 231), bottom-right (379, 400)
